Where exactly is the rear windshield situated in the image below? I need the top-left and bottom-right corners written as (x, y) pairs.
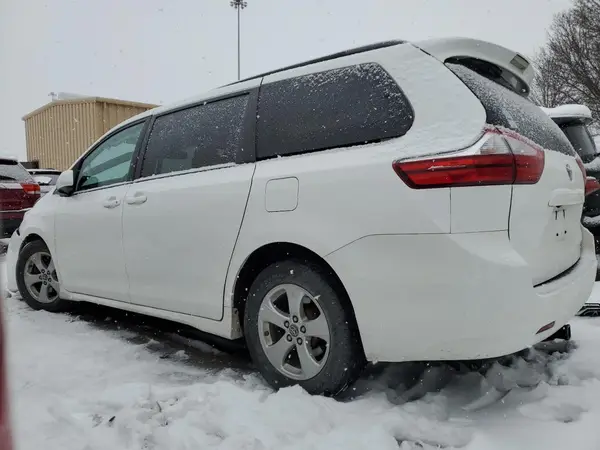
top-left (559, 123), bottom-right (598, 162)
top-left (447, 63), bottom-right (576, 157)
top-left (0, 160), bottom-right (35, 183)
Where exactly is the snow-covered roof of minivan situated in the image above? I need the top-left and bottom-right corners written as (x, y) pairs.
top-left (113, 37), bottom-right (535, 133)
top-left (541, 104), bottom-right (593, 121)
top-left (413, 37), bottom-right (534, 95)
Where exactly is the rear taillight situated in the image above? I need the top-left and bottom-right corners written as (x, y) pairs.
top-left (585, 177), bottom-right (600, 196)
top-left (20, 183), bottom-right (40, 195)
top-left (393, 127), bottom-right (545, 189)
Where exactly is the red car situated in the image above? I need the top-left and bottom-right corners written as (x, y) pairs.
top-left (0, 158), bottom-right (40, 239)
top-left (0, 293), bottom-right (12, 450)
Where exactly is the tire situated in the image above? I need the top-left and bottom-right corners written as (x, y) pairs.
top-left (16, 240), bottom-right (68, 312)
top-left (244, 259), bottom-right (365, 396)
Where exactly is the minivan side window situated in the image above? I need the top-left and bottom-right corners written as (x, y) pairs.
top-left (256, 63), bottom-right (414, 159)
top-left (140, 95), bottom-right (249, 178)
top-left (77, 122), bottom-right (146, 192)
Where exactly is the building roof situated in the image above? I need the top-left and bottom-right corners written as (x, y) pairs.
top-left (22, 96), bottom-right (158, 121)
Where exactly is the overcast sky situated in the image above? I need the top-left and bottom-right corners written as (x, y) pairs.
top-left (0, 0), bottom-right (573, 160)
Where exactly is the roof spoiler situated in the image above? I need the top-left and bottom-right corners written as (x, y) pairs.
top-left (413, 37), bottom-right (534, 97)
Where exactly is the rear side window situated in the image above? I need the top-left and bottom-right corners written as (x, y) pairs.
top-left (256, 63), bottom-right (413, 159)
top-left (140, 95), bottom-right (249, 178)
top-left (559, 123), bottom-right (597, 162)
top-left (447, 63), bottom-right (576, 156)
top-left (0, 160), bottom-right (34, 183)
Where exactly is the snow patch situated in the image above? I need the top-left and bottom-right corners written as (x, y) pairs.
top-left (5, 268), bottom-right (600, 449)
top-left (584, 156), bottom-right (600, 172)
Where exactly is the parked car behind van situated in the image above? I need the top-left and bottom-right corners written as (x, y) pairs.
top-left (27, 169), bottom-right (62, 196)
top-left (5, 38), bottom-right (597, 395)
top-left (0, 158), bottom-right (40, 238)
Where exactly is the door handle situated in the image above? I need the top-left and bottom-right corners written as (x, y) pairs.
top-left (102, 197), bottom-right (121, 209)
top-left (125, 192), bottom-right (147, 205)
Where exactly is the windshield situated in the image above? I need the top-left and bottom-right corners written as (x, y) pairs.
top-left (560, 123), bottom-right (598, 162)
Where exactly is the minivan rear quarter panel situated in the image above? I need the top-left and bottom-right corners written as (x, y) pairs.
top-left (225, 43), bottom-right (487, 309)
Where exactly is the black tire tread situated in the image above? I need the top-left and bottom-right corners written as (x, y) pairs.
top-left (16, 240), bottom-right (68, 313)
top-left (243, 259), bottom-right (365, 396)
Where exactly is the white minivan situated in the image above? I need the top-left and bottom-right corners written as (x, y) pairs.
top-left (5, 38), bottom-right (596, 395)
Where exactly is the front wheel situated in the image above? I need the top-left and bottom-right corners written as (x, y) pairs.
top-left (16, 240), bottom-right (68, 312)
top-left (244, 260), bottom-right (365, 396)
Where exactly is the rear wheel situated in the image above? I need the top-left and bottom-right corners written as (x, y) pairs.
top-left (244, 260), bottom-right (364, 396)
top-left (16, 240), bottom-right (67, 312)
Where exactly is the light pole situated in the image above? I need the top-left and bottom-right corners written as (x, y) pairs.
top-left (230, 0), bottom-right (247, 80)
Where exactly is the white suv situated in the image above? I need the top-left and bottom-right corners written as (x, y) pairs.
top-left (5, 38), bottom-right (597, 395)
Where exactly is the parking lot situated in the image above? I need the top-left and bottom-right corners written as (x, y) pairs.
top-left (5, 259), bottom-right (600, 450)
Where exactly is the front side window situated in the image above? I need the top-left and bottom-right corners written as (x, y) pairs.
top-left (77, 122), bottom-right (145, 192)
top-left (140, 95), bottom-right (249, 178)
top-left (256, 63), bottom-right (414, 159)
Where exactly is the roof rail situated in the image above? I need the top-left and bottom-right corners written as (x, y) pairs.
top-left (224, 39), bottom-right (405, 86)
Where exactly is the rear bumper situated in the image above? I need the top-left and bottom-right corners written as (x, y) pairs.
top-left (0, 217), bottom-right (23, 239)
top-left (325, 227), bottom-right (596, 363)
top-left (578, 300), bottom-right (600, 316)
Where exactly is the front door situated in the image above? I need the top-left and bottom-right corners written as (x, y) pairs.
top-left (54, 121), bottom-right (147, 302)
top-left (122, 94), bottom-right (255, 320)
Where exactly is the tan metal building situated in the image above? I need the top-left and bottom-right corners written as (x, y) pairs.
top-left (23, 97), bottom-right (157, 171)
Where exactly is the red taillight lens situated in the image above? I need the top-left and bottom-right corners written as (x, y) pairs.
top-left (393, 128), bottom-right (545, 189)
top-left (393, 153), bottom-right (515, 189)
top-left (20, 183), bottom-right (40, 195)
top-left (585, 177), bottom-right (600, 196)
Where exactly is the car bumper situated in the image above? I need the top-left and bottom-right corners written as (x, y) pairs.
top-left (0, 216), bottom-right (24, 239)
top-left (325, 227), bottom-right (597, 363)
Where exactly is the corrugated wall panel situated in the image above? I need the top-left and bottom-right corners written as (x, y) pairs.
top-left (24, 99), bottom-right (154, 171)
top-left (24, 103), bottom-right (97, 170)
top-left (98, 102), bottom-right (148, 134)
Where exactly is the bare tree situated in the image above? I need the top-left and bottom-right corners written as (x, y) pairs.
top-left (530, 47), bottom-right (576, 107)
top-left (533, 0), bottom-right (600, 125)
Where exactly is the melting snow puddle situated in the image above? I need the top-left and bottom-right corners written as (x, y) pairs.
top-left (5, 285), bottom-right (600, 450)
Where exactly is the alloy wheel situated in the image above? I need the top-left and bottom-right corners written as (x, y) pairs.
top-left (23, 251), bottom-right (59, 304)
top-left (258, 283), bottom-right (331, 380)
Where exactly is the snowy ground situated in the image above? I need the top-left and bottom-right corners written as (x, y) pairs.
top-left (5, 264), bottom-right (600, 450)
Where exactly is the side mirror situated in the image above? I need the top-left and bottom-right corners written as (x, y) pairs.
top-left (55, 170), bottom-right (75, 196)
